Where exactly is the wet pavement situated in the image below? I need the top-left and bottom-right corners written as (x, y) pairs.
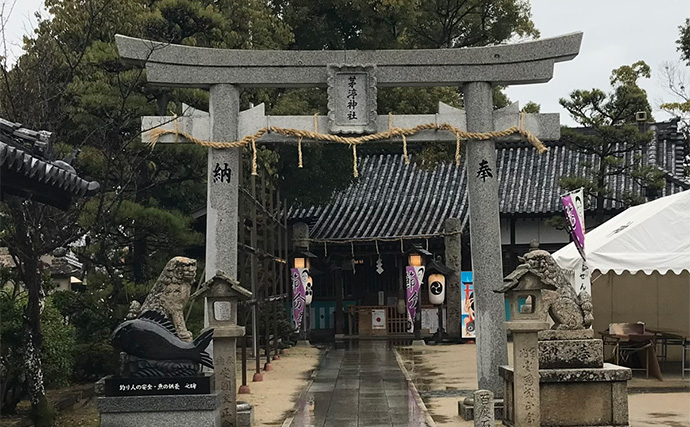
top-left (289, 341), bottom-right (430, 427)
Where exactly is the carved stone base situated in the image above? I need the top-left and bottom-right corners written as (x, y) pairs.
top-left (539, 337), bottom-right (604, 369)
top-left (237, 401), bottom-right (254, 427)
top-left (500, 364), bottom-right (631, 426)
top-left (98, 393), bottom-right (221, 427)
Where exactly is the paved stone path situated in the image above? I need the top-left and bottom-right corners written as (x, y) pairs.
top-left (289, 341), bottom-right (429, 427)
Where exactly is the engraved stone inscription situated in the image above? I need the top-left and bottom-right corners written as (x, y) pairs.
top-left (327, 64), bottom-right (377, 134)
top-left (214, 301), bottom-right (233, 321)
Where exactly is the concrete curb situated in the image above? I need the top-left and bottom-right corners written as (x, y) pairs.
top-left (393, 348), bottom-right (438, 427)
top-left (280, 346), bottom-right (329, 427)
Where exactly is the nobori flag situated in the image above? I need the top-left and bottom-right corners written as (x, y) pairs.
top-left (561, 188), bottom-right (586, 260)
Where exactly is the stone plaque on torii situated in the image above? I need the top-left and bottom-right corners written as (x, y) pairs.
top-left (118, 32), bottom-right (582, 426)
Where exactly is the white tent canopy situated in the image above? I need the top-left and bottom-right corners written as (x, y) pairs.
top-left (553, 189), bottom-right (690, 276)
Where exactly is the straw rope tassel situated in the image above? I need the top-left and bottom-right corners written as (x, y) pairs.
top-left (352, 144), bottom-right (359, 178)
top-left (173, 114), bottom-right (179, 144)
top-left (297, 136), bottom-right (303, 168)
top-left (402, 135), bottom-right (410, 165)
top-left (455, 132), bottom-right (461, 166)
top-left (313, 113), bottom-right (319, 134)
top-left (251, 138), bottom-right (258, 176)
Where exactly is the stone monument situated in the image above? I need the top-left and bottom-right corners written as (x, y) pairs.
top-left (98, 258), bottom-right (221, 426)
top-left (473, 390), bottom-right (495, 427)
top-left (497, 251), bottom-right (632, 427)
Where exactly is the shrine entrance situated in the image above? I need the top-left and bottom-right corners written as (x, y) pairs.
top-left (118, 32), bottom-right (582, 426)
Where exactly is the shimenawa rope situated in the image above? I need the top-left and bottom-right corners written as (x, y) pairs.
top-left (146, 112), bottom-right (546, 176)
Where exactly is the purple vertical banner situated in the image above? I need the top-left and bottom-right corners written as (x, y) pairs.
top-left (290, 268), bottom-right (307, 330)
top-left (561, 191), bottom-right (586, 260)
top-left (405, 266), bottom-right (424, 333)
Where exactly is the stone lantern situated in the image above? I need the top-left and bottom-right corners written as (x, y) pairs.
top-left (195, 270), bottom-right (252, 427)
top-left (495, 268), bottom-right (556, 427)
top-left (292, 248), bottom-right (317, 270)
top-left (405, 244), bottom-right (432, 268)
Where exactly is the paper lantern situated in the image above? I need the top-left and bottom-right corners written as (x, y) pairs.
top-left (428, 273), bottom-right (446, 305)
top-left (305, 275), bottom-right (313, 306)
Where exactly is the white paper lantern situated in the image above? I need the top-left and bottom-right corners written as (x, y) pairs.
top-left (305, 275), bottom-right (313, 305)
top-left (428, 273), bottom-right (445, 305)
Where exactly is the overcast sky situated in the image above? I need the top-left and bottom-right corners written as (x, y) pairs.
top-left (3, 0), bottom-right (689, 127)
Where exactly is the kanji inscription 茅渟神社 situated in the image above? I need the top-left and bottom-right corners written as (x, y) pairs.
top-left (327, 64), bottom-right (377, 134)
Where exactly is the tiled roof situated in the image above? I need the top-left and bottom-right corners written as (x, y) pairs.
top-left (291, 120), bottom-right (689, 241)
top-left (0, 118), bottom-right (100, 209)
top-left (294, 154), bottom-right (469, 241)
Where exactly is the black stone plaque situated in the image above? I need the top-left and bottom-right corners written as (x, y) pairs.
top-left (104, 374), bottom-right (212, 396)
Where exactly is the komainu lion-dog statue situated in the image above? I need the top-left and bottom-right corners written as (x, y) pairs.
top-left (127, 256), bottom-right (197, 341)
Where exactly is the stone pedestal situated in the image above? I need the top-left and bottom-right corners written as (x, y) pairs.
top-left (237, 401), bottom-right (254, 427)
top-left (511, 324), bottom-right (544, 427)
top-left (459, 397), bottom-right (504, 421)
top-left (98, 393), bottom-right (221, 427)
top-left (213, 325), bottom-right (245, 425)
top-left (500, 331), bottom-right (632, 427)
top-left (473, 390), bottom-right (495, 427)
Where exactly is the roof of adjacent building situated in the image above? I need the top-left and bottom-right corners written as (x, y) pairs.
top-left (0, 118), bottom-right (100, 209)
top-left (291, 120), bottom-right (689, 241)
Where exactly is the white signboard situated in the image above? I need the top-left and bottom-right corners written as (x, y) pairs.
top-left (372, 309), bottom-right (386, 330)
top-left (327, 64), bottom-right (377, 134)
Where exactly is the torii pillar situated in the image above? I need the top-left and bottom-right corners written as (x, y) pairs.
top-left (117, 33), bottom-right (582, 422)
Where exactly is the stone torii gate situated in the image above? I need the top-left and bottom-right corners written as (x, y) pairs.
top-left (117, 32), bottom-right (582, 426)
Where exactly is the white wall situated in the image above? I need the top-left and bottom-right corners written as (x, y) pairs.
top-left (592, 271), bottom-right (690, 361)
top-left (500, 217), bottom-right (571, 245)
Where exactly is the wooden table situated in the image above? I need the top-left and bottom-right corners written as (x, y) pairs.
top-left (600, 331), bottom-right (663, 381)
top-left (646, 328), bottom-right (690, 379)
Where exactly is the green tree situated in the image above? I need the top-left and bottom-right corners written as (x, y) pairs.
top-left (677, 18), bottom-right (690, 64)
top-left (0, 198), bottom-right (86, 425)
top-left (660, 18), bottom-right (690, 175)
top-left (0, 286), bottom-right (75, 416)
top-left (558, 61), bottom-right (663, 225)
top-left (521, 101), bottom-right (540, 113)
top-left (0, 0), bottom-right (227, 421)
top-left (280, 0), bottom-right (538, 50)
